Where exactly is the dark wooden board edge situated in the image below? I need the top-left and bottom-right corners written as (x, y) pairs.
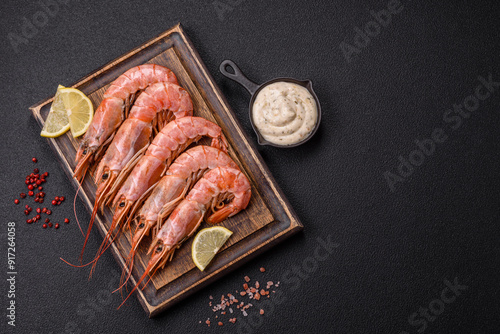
top-left (29, 23), bottom-right (304, 317)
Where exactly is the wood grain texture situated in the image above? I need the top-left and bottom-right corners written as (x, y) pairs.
top-left (30, 23), bottom-right (303, 317)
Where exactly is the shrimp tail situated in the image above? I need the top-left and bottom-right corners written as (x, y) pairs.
top-left (206, 203), bottom-right (240, 224)
top-left (211, 133), bottom-right (229, 152)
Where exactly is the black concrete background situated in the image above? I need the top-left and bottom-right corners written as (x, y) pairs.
top-left (1, 0), bottom-right (499, 333)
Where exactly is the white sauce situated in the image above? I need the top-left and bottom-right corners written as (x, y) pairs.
top-left (252, 82), bottom-right (318, 146)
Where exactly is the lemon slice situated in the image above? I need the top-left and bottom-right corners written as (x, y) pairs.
top-left (40, 85), bottom-right (71, 138)
top-left (60, 88), bottom-right (94, 138)
top-left (192, 226), bottom-right (233, 271)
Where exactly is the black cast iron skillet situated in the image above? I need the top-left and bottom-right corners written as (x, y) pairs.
top-left (219, 60), bottom-right (321, 148)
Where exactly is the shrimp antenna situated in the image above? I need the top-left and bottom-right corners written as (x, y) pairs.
top-left (72, 183), bottom-right (85, 237)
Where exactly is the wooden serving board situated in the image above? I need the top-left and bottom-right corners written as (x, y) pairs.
top-left (30, 23), bottom-right (303, 317)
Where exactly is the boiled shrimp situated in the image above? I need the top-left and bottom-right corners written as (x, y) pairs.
top-left (89, 117), bottom-right (229, 273)
top-left (119, 146), bottom-right (238, 289)
top-left (79, 82), bottom-right (192, 262)
top-left (74, 64), bottom-right (178, 181)
top-left (118, 166), bottom-right (251, 308)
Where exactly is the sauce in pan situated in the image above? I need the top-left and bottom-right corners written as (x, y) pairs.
top-left (252, 82), bottom-right (317, 146)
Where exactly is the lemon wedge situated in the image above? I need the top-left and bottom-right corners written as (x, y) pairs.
top-left (40, 85), bottom-right (71, 138)
top-left (192, 226), bottom-right (233, 271)
top-left (40, 86), bottom-right (94, 138)
top-left (60, 88), bottom-right (94, 138)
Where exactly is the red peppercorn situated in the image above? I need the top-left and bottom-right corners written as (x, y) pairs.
top-left (64, 218), bottom-right (70, 224)
top-left (46, 210), bottom-right (51, 215)
top-left (28, 184), bottom-right (33, 190)
top-left (24, 210), bottom-right (29, 215)
top-left (36, 208), bottom-right (41, 213)
top-left (25, 204), bottom-right (29, 209)
top-left (36, 214), bottom-right (41, 220)
top-left (42, 208), bottom-right (47, 213)
top-left (14, 199), bottom-right (20, 204)
top-left (34, 198), bottom-right (39, 203)
top-left (32, 157), bottom-right (37, 163)
top-left (28, 191), bottom-right (34, 196)
top-left (55, 196), bottom-right (59, 201)
top-left (48, 222), bottom-right (53, 228)
top-left (57, 201), bottom-right (61, 205)
top-left (60, 196), bottom-right (65, 202)
top-left (39, 192), bottom-right (45, 198)
top-left (39, 199), bottom-right (44, 203)
top-left (20, 193), bottom-right (26, 198)
top-left (43, 172), bottom-right (48, 177)
top-left (26, 219), bottom-right (32, 224)
top-left (51, 200), bottom-right (57, 205)
top-left (27, 207), bottom-right (32, 212)
top-left (42, 224), bottom-right (47, 229)
top-left (34, 168), bottom-right (39, 173)
top-left (38, 186), bottom-right (43, 191)
top-left (55, 223), bottom-right (60, 229)
top-left (36, 180), bottom-right (42, 185)
top-left (25, 180), bottom-right (29, 185)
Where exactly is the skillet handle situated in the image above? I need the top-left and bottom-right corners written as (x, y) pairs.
top-left (219, 60), bottom-right (260, 95)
